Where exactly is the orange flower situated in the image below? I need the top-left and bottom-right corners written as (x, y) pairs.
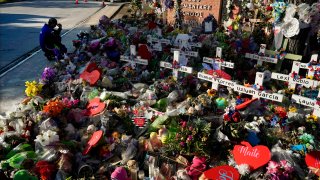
top-left (43, 99), bottom-right (65, 117)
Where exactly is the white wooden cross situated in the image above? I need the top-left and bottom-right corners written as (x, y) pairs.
top-left (271, 61), bottom-right (319, 90)
top-left (147, 35), bottom-right (171, 52)
top-left (234, 71), bottom-right (284, 102)
top-left (298, 54), bottom-right (319, 79)
top-left (160, 51), bottom-right (193, 80)
top-left (291, 91), bottom-right (320, 117)
top-left (245, 44), bottom-right (278, 66)
top-left (120, 45), bottom-right (148, 69)
top-left (198, 47), bottom-right (235, 90)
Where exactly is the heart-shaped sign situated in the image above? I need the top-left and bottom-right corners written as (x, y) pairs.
top-left (132, 117), bottom-right (146, 128)
top-left (232, 141), bottom-right (271, 170)
top-left (86, 98), bottom-right (105, 116)
top-left (83, 130), bottom-right (103, 155)
top-left (203, 165), bottom-right (240, 180)
top-left (305, 151), bottom-right (320, 176)
top-left (80, 70), bottom-right (100, 86)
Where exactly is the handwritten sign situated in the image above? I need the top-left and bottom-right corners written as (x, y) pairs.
top-left (245, 44), bottom-right (278, 65)
top-left (203, 57), bottom-right (234, 69)
top-left (170, 48), bottom-right (198, 57)
top-left (245, 53), bottom-right (278, 64)
top-left (232, 141), bottom-right (271, 170)
top-left (203, 165), bottom-right (240, 180)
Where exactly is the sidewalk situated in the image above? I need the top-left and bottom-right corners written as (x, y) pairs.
top-left (0, 2), bottom-right (127, 115)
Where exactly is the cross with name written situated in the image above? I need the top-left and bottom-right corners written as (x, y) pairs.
top-left (198, 47), bottom-right (235, 90)
top-left (271, 61), bottom-right (319, 90)
top-left (234, 71), bottom-right (284, 102)
top-left (245, 44), bottom-right (278, 66)
top-left (147, 35), bottom-right (171, 52)
top-left (160, 50), bottom-right (193, 80)
top-left (120, 45), bottom-right (148, 69)
top-left (291, 91), bottom-right (320, 117)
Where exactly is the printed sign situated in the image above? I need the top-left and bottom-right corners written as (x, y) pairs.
top-left (234, 85), bottom-right (283, 102)
top-left (292, 94), bottom-right (317, 108)
top-left (232, 141), bottom-right (271, 170)
top-left (170, 48), bottom-right (198, 57)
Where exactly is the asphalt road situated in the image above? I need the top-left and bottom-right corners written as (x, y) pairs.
top-left (0, 2), bottom-right (126, 114)
top-left (0, 0), bottom-right (105, 69)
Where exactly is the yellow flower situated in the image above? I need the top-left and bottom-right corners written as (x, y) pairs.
top-left (306, 75), bottom-right (313, 80)
top-left (207, 89), bottom-right (217, 97)
top-left (25, 80), bottom-right (43, 97)
top-left (306, 114), bottom-right (318, 123)
top-left (289, 106), bottom-right (297, 113)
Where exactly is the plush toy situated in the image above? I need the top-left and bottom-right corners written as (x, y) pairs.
top-left (186, 156), bottom-right (206, 180)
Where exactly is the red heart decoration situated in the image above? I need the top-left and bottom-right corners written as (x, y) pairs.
top-left (133, 117), bottom-right (146, 128)
top-left (83, 130), bottom-right (103, 155)
top-left (232, 141), bottom-right (271, 170)
top-left (138, 44), bottom-right (152, 60)
top-left (203, 165), bottom-right (240, 180)
top-left (80, 70), bottom-right (100, 86)
top-left (83, 62), bottom-right (102, 74)
top-left (305, 151), bottom-right (320, 176)
top-left (86, 98), bottom-right (105, 116)
top-left (85, 62), bottom-right (98, 72)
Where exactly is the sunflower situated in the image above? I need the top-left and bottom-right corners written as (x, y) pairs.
top-left (306, 114), bottom-right (318, 123)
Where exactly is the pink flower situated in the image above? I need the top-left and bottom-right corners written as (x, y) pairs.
top-left (280, 160), bottom-right (294, 173)
top-left (266, 161), bottom-right (279, 174)
top-left (181, 121), bottom-right (187, 128)
top-left (187, 135), bottom-right (193, 142)
top-left (188, 126), bottom-right (193, 131)
top-left (180, 141), bottom-right (185, 147)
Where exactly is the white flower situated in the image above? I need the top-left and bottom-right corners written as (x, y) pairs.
top-left (35, 130), bottom-right (59, 147)
top-left (35, 134), bottom-right (49, 146)
top-left (235, 164), bottom-right (250, 175)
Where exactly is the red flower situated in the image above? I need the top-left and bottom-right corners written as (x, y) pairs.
top-left (232, 112), bottom-right (241, 122)
top-left (266, 6), bottom-right (273, 11)
top-left (224, 114), bottom-right (231, 121)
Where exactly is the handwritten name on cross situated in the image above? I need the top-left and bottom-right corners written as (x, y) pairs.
top-left (234, 72), bottom-right (284, 102)
top-left (198, 47), bottom-right (235, 90)
top-left (291, 91), bottom-right (320, 117)
top-left (120, 45), bottom-right (148, 69)
top-left (245, 44), bottom-right (278, 66)
top-left (271, 61), bottom-right (318, 90)
top-left (160, 51), bottom-right (193, 80)
top-left (147, 35), bottom-right (171, 52)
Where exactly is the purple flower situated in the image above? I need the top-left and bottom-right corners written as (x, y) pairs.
top-left (41, 67), bottom-right (56, 83)
top-left (179, 141), bottom-right (185, 147)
